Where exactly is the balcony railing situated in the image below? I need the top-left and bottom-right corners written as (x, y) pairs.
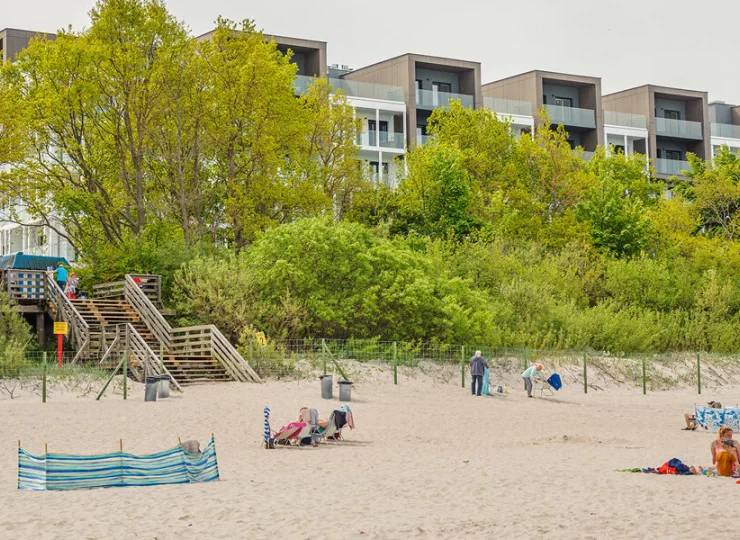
top-left (581, 151), bottom-right (595, 162)
top-left (416, 89), bottom-right (474, 110)
top-left (483, 97), bottom-right (533, 117)
top-left (655, 117), bottom-right (703, 140)
top-left (357, 130), bottom-right (405, 150)
top-left (603, 111), bottom-right (647, 129)
top-left (711, 123), bottom-right (740, 140)
top-left (419, 134), bottom-right (433, 145)
top-left (655, 158), bottom-right (691, 176)
top-left (294, 75), bottom-right (405, 102)
top-left (544, 104), bottom-right (596, 129)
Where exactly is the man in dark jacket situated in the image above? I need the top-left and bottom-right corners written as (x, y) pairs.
top-left (469, 351), bottom-right (488, 396)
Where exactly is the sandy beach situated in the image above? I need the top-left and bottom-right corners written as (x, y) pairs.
top-left (0, 366), bottom-right (737, 539)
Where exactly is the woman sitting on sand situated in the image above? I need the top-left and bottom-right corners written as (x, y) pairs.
top-left (711, 426), bottom-right (740, 468)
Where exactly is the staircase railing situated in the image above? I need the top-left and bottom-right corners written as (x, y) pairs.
top-left (45, 272), bottom-right (90, 364)
top-left (98, 324), bottom-right (182, 392)
top-left (120, 273), bottom-right (262, 383)
top-left (94, 274), bottom-right (162, 308)
top-left (124, 275), bottom-right (172, 348)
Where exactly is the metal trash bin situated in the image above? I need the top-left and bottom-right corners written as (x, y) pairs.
top-left (145, 376), bottom-right (159, 402)
top-left (320, 375), bottom-right (333, 399)
top-left (158, 374), bottom-right (171, 398)
top-left (339, 381), bottom-right (353, 402)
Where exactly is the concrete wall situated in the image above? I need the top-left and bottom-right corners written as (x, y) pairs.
top-left (415, 68), bottom-right (460, 92)
top-left (1, 28), bottom-right (56, 63)
top-left (656, 98), bottom-right (687, 119)
top-left (709, 103), bottom-right (734, 124)
top-left (482, 72), bottom-right (538, 106)
top-left (543, 84), bottom-right (580, 107)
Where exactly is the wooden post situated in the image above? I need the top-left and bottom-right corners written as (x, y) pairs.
top-left (42, 352), bottom-right (47, 403)
top-left (36, 312), bottom-right (45, 347)
top-left (697, 353), bottom-right (702, 395)
top-left (461, 345), bottom-right (465, 388)
top-left (583, 352), bottom-right (588, 394)
top-left (159, 342), bottom-right (164, 375)
top-left (119, 439), bottom-right (123, 452)
top-left (393, 341), bottom-right (398, 385)
top-left (123, 351), bottom-right (128, 400)
top-left (248, 340), bottom-right (254, 366)
top-left (45, 443), bottom-right (48, 454)
top-left (322, 338), bottom-right (327, 375)
top-left (642, 358), bottom-right (647, 395)
top-left (523, 349), bottom-right (529, 390)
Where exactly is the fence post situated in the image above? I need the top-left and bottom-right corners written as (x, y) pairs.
top-left (42, 352), bottom-right (47, 403)
top-left (583, 351), bottom-right (588, 394)
top-left (393, 341), bottom-right (398, 385)
top-left (697, 353), bottom-right (702, 395)
top-left (461, 345), bottom-right (465, 388)
top-left (523, 349), bottom-right (529, 390)
top-left (322, 338), bottom-right (327, 375)
top-left (123, 351), bottom-right (128, 401)
top-left (642, 357), bottom-right (647, 395)
top-left (248, 340), bottom-right (254, 366)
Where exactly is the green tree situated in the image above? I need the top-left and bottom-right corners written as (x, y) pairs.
top-left (0, 294), bottom-right (32, 359)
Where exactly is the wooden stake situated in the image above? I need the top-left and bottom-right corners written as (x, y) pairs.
top-left (119, 439), bottom-right (123, 452)
top-left (178, 437), bottom-right (182, 446)
top-left (17, 440), bottom-right (20, 448)
top-left (45, 443), bottom-right (48, 454)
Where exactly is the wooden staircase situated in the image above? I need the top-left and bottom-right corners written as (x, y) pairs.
top-left (71, 298), bottom-right (232, 386)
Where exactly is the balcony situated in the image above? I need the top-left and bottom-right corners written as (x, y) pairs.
top-left (711, 123), bottom-right (740, 140)
top-left (357, 130), bottom-right (405, 150)
top-left (655, 117), bottom-right (703, 140)
top-left (419, 134), bottom-right (433, 145)
top-left (483, 97), bottom-right (533, 117)
top-left (294, 75), bottom-right (405, 102)
top-left (655, 158), bottom-right (691, 176)
top-left (416, 89), bottom-right (474, 111)
top-left (603, 111), bottom-right (647, 129)
top-left (544, 104), bottom-right (596, 129)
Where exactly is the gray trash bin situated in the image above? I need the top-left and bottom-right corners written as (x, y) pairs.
top-left (158, 374), bottom-right (171, 399)
top-left (145, 376), bottom-right (158, 402)
top-left (339, 381), bottom-right (353, 402)
top-left (320, 375), bottom-right (333, 399)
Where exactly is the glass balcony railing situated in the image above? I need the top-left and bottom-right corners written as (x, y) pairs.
top-left (483, 97), bottom-right (533, 116)
top-left (603, 111), bottom-right (647, 129)
top-left (655, 158), bottom-right (691, 176)
top-left (357, 130), bottom-right (405, 149)
top-left (419, 134), bottom-right (433, 145)
top-left (294, 75), bottom-right (405, 102)
top-left (581, 151), bottom-right (595, 162)
top-left (711, 123), bottom-right (740, 140)
top-left (655, 117), bottom-right (703, 140)
top-left (416, 89), bottom-right (474, 110)
top-left (544, 104), bottom-right (596, 129)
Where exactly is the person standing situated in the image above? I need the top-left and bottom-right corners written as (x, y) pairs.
top-left (469, 350), bottom-right (488, 397)
top-left (54, 263), bottom-right (68, 292)
top-left (65, 272), bottom-right (79, 299)
top-left (522, 364), bottom-right (545, 398)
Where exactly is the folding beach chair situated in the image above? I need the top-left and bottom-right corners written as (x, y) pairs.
top-left (272, 425), bottom-right (303, 446)
top-left (318, 414), bottom-right (340, 444)
top-left (536, 373), bottom-right (562, 397)
top-left (536, 376), bottom-right (554, 397)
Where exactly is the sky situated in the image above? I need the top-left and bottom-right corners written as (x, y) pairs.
top-left (5, 0), bottom-right (739, 103)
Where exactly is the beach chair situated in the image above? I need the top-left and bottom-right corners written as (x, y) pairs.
top-left (272, 425), bottom-right (303, 446)
top-left (536, 377), bottom-right (554, 397)
top-left (318, 414), bottom-right (340, 444)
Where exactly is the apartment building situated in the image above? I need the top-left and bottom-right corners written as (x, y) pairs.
top-left (483, 70), bottom-right (604, 152)
top-left (709, 101), bottom-right (740, 155)
top-left (0, 28), bottom-right (73, 261)
top-left (602, 85), bottom-right (710, 179)
top-left (0, 27), bottom-right (55, 63)
top-left (341, 54), bottom-right (482, 147)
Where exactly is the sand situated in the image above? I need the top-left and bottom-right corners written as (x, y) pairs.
top-left (0, 366), bottom-right (737, 539)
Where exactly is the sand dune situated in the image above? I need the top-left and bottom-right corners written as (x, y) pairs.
top-left (0, 368), bottom-right (736, 539)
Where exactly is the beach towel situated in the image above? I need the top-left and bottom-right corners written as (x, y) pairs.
top-left (481, 368), bottom-right (494, 396)
top-left (336, 405), bottom-right (355, 429)
top-left (547, 373), bottom-right (562, 391)
top-left (310, 408), bottom-right (319, 427)
top-left (695, 406), bottom-right (740, 432)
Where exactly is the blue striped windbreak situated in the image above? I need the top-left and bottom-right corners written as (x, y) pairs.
top-left (18, 436), bottom-right (220, 491)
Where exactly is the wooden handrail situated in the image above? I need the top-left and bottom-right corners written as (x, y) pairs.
top-left (124, 275), bottom-right (172, 348)
top-left (45, 272), bottom-right (90, 364)
top-left (124, 323), bottom-right (182, 392)
top-left (211, 326), bottom-right (262, 383)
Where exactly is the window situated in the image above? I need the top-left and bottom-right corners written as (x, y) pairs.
top-left (379, 121), bottom-right (389, 144)
top-left (614, 145), bottom-right (625, 154)
top-left (415, 79), bottom-right (422, 105)
top-left (555, 96), bottom-right (573, 107)
top-left (432, 82), bottom-right (452, 107)
top-left (664, 110), bottom-right (680, 120)
top-left (368, 120), bottom-right (377, 146)
top-left (665, 150), bottom-right (682, 161)
top-left (433, 82), bottom-right (452, 93)
top-left (566, 139), bottom-right (576, 150)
